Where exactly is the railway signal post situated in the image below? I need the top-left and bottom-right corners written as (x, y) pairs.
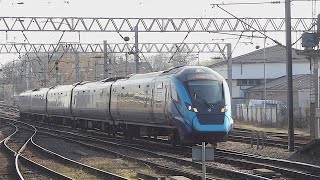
top-left (192, 143), bottom-right (215, 180)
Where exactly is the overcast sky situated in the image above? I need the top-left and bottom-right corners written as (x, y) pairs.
top-left (0, 0), bottom-right (319, 64)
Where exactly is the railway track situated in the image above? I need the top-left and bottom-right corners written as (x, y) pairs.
top-left (25, 119), bottom-right (320, 179)
top-left (2, 121), bottom-right (72, 179)
top-left (0, 124), bottom-right (18, 179)
top-left (230, 127), bottom-right (310, 149)
top-left (1, 117), bottom-right (127, 180)
top-left (1, 103), bottom-right (310, 149)
top-left (32, 125), bottom-right (267, 180)
top-left (0, 104), bottom-right (318, 179)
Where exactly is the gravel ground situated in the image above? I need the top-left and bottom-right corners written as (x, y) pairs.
top-left (23, 146), bottom-right (102, 179)
top-left (0, 125), bottom-right (15, 139)
top-left (0, 147), bottom-right (16, 179)
top-left (34, 135), bottom-right (160, 179)
top-left (66, 135), bottom-right (259, 179)
top-left (19, 162), bottom-right (53, 180)
top-left (217, 140), bottom-right (320, 167)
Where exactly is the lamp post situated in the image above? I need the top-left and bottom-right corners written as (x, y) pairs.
top-left (62, 73), bottom-right (68, 85)
top-left (263, 37), bottom-right (267, 125)
top-left (124, 36), bottom-right (130, 77)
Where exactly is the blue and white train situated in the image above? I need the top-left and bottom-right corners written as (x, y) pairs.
top-left (19, 66), bottom-right (233, 144)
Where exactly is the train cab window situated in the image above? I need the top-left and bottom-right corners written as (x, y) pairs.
top-left (188, 80), bottom-right (223, 104)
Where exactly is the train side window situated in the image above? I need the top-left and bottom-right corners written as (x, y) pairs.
top-left (170, 85), bottom-right (180, 103)
top-left (157, 82), bottom-right (163, 89)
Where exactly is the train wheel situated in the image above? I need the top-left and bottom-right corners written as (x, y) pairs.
top-left (169, 130), bottom-right (180, 146)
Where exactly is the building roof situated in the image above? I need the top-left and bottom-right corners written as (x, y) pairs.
top-left (245, 74), bottom-right (315, 92)
top-left (209, 45), bottom-right (309, 68)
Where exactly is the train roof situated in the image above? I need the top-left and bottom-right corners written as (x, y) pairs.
top-left (30, 88), bottom-right (50, 96)
top-left (73, 80), bottom-right (113, 91)
top-left (19, 90), bottom-right (33, 96)
top-left (128, 71), bottom-right (163, 80)
top-left (48, 84), bottom-right (75, 93)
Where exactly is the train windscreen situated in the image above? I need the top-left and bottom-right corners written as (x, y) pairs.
top-left (187, 80), bottom-right (223, 104)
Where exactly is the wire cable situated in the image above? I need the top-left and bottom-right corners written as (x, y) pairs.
top-left (211, 1), bottom-right (282, 6)
top-left (214, 5), bottom-right (283, 46)
top-left (116, 31), bottom-right (153, 72)
top-left (21, 31), bottom-right (44, 71)
top-left (168, 32), bottom-right (190, 64)
top-left (48, 31), bottom-right (65, 64)
top-left (211, 0), bottom-right (320, 6)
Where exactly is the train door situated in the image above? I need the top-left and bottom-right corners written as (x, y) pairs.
top-left (153, 79), bottom-right (167, 124)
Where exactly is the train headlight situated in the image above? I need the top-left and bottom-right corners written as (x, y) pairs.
top-left (185, 103), bottom-right (198, 113)
top-left (221, 105), bottom-right (228, 112)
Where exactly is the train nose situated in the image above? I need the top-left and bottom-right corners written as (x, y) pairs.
top-left (193, 113), bottom-right (225, 126)
top-left (191, 114), bottom-right (230, 132)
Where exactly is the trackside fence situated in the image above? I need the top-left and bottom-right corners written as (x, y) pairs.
top-left (236, 104), bottom-right (309, 127)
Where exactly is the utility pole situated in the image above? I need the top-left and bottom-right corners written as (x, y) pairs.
top-left (227, 43), bottom-right (232, 98)
top-left (134, 26), bottom-right (139, 74)
top-left (103, 40), bottom-right (108, 79)
top-left (285, 0), bottom-right (294, 151)
top-left (75, 51), bottom-right (80, 82)
top-left (314, 57), bottom-right (319, 139)
top-left (12, 61), bottom-right (15, 100)
top-left (43, 56), bottom-right (47, 87)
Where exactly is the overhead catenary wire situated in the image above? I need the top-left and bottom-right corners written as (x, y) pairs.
top-left (213, 5), bottom-right (284, 47)
top-left (21, 31), bottom-right (44, 71)
top-left (211, 0), bottom-right (320, 6)
top-left (211, 1), bottom-right (282, 6)
top-left (47, 31), bottom-right (65, 64)
top-left (116, 31), bottom-right (153, 72)
top-left (168, 32), bottom-right (190, 64)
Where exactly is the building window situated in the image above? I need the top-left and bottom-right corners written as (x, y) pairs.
top-left (237, 79), bottom-right (261, 86)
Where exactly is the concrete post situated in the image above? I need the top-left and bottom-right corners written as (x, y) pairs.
top-left (103, 40), bottom-right (108, 79)
top-left (314, 57), bottom-right (319, 139)
top-left (135, 26), bottom-right (139, 74)
top-left (75, 52), bottom-right (80, 82)
top-left (227, 43), bottom-right (232, 97)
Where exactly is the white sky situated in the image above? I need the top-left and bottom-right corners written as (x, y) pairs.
top-left (0, 0), bottom-right (319, 64)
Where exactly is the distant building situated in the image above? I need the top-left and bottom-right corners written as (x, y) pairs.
top-left (209, 45), bottom-right (310, 100)
top-left (245, 74), bottom-right (315, 109)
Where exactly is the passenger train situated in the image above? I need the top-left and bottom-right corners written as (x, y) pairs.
top-left (19, 66), bottom-right (233, 144)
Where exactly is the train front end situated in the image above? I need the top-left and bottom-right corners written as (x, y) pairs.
top-left (170, 67), bottom-right (233, 144)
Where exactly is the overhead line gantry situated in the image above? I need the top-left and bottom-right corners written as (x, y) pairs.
top-left (0, 17), bottom-right (315, 32)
